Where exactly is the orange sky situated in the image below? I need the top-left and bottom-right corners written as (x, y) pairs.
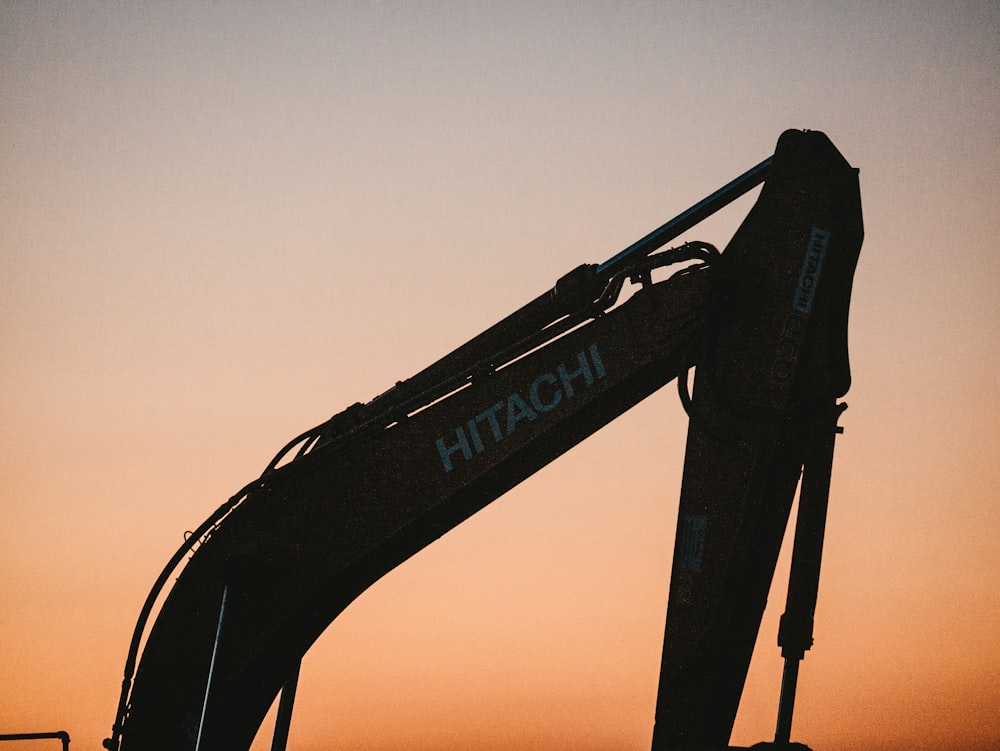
top-left (2, 3), bottom-right (999, 750)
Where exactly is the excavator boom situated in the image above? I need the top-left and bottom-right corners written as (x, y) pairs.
top-left (118, 258), bottom-right (715, 751)
top-left (109, 130), bottom-right (862, 751)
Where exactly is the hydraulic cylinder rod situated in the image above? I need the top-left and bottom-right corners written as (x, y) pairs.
top-left (775, 403), bottom-right (845, 743)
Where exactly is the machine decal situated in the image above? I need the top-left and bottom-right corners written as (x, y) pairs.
top-left (436, 344), bottom-right (606, 472)
top-left (792, 226), bottom-right (830, 315)
top-left (773, 312), bottom-right (806, 384)
top-left (677, 513), bottom-right (707, 573)
top-left (773, 226), bottom-right (832, 383)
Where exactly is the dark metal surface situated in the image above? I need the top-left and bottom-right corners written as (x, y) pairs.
top-left (110, 130), bottom-right (862, 751)
top-left (651, 130), bottom-right (863, 749)
top-left (119, 267), bottom-right (713, 751)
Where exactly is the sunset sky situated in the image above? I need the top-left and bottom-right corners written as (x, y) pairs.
top-left (2, 3), bottom-right (999, 750)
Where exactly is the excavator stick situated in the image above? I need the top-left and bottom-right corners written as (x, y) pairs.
top-left (774, 401), bottom-right (844, 745)
top-left (651, 130), bottom-right (862, 750)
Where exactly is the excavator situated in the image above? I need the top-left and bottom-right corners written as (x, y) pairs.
top-left (103, 129), bottom-right (863, 751)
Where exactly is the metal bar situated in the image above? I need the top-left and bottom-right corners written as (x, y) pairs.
top-left (774, 403), bottom-right (844, 743)
top-left (774, 658), bottom-right (800, 744)
top-left (595, 155), bottom-right (772, 278)
top-left (364, 154), bottom-right (773, 431)
top-left (269, 659), bottom-right (302, 751)
top-left (195, 585), bottom-right (229, 751)
top-left (0, 734), bottom-right (70, 751)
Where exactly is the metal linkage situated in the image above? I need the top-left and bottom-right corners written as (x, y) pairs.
top-left (775, 402), bottom-right (847, 744)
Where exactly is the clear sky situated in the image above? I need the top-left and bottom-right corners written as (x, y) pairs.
top-left (2, 2), bottom-right (998, 750)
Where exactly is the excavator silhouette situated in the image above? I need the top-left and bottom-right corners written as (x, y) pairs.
top-left (105, 129), bottom-right (863, 751)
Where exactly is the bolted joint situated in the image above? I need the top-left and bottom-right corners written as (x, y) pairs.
top-left (777, 611), bottom-right (814, 660)
top-left (552, 264), bottom-right (601, 314)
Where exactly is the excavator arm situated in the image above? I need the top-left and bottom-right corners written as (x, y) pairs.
top-left (108, 129), bottom-right (861, 751)
top-left (653, 130), bottom-right (862, 749)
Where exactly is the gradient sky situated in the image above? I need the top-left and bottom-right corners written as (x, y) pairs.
top-left (2, 3), bottom-right (999, 750)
